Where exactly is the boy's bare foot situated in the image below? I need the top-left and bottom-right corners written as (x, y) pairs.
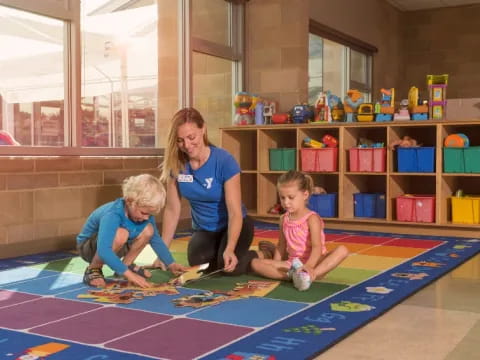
top-left (258, 240), bottom-right (276, 259)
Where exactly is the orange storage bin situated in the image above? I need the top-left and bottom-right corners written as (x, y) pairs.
top-left (301, 148), bottom-right (338, 172)
top-left (349, 148), bottom-right (386, 172)
top-left (396, 195), bottom-right (435, 223)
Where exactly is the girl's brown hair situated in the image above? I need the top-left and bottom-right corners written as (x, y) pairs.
top-left (160, 107), bottom-right (209, 182)
top-left (277, 170), bottom-right (314, 195)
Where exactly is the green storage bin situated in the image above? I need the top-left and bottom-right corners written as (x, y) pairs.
top-left (465, 147), bottom-right (480, 173)
top-left (269, 148), bottom-right (296, 171)
top-left (444, 146), bottom-right (480, 173)
top-left (443, 148), bottom-right (464, 173)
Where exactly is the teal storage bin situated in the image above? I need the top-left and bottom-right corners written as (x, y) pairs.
top-left (269, 148), bottom-right (296, 171)
top-left (444, 146), bottom-right (480, 173)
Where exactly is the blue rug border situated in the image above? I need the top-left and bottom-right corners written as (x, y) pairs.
top-left (199, 222), bottom-right (480, 360)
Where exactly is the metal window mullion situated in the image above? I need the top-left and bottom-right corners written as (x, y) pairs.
top-left (178, 0), bottom-right (190, 108)
top-left (343, 46), bottom-right (350, 97)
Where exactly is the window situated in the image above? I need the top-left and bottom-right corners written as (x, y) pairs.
top-left (0, 6), bottom-right (66, 146)
top-left (308, 20), bottom-right (375, 106)
top-left (81, 0), bottom-right (159, 148)
top-left (0, 0), bottom-right (244, 153)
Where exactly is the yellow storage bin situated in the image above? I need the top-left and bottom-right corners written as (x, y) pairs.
top-left (451, 196), bottom-right (480, 224)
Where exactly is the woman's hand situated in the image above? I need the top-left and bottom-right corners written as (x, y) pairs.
top-left (168, 262), bottom-right (188, 276)
top-left (223, 249), bottom-right (238, 272)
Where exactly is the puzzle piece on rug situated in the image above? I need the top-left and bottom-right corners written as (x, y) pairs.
top-left (77, 280), bottom-right (179, 304)
top-left (173, 280), bottom-right (280, 308)
top-left (15, 342), bottom-right (70, 359)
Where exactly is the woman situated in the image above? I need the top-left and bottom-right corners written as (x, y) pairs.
top-left (153, 108), bottom-right (271, 275)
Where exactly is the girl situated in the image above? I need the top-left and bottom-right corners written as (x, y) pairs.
top-left (251, 170), bottom-right (349, 291)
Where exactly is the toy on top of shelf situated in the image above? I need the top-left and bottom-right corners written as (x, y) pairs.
top-left (272, 112), bottom-right (290, 124)
top-left (255, 101), bottom-right (264, 125)
top-left (327, 92), bottom-right (345, 122)
top-left (394, 99), bottom-right (411, 121)
top-left (291, 104), bottom-right (315, 124)
top-left (313, 91), bottom-right (330, 122)
top-left (408, 86), bottom-right (429, 120)
top-left (357, 103), bottom-right (375, 122)
top-left (263, 101), bottom-right (276, 124)
top-left (427, 74), bottom-right (448, 120)
top-left (233, 91), bottom-right (254, 125)
top-left (444, 133), bottom-right (469, 147)
top-left (344, 89), bottom-right (364, 122)
top-left (375, 88), bottom-right (395, 122)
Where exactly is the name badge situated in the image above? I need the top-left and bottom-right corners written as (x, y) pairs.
top-left (178, 174), bottom-right (193, 183)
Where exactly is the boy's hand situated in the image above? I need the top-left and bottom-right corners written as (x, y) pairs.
top-left (124, 270), bottom-right (151, 288)
top-left (168, 263), bottom-right (187, 276)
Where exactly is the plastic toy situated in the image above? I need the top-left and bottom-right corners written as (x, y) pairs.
top-left (375, 88), bottom-right (395, 122)
top-left (263, 101), bottom-right (276, 124)
top-left (427, 74), bottom-right (448, 120)
top-left (322, 134), bottom-right (338, 147)
top-left (389, 136), bottom-right (419, 150)
top-left (394, 99), bottom-right (410, 121)
top-left (291, 104), bottom-right (315, 123)
top-left (303, 137), bottom-right (325, 148)
top-left (444, 133), bottom-right (469, 147)
top-left (357, 103), bottom-right (374, 122)
top-left (408, 86), bottom-right (429, 120)
top-left (327, 92), bottom-right (345, 122)
top-left (314, 92), bottom-right (329, 122)
top-left (233, 92), bottom-right (253, 125)
top-left (272, 113), bottom-right (290, 124)
top-left (344, 89), bottom-right (364, 122)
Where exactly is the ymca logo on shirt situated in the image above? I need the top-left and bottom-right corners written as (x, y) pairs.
top-left (204, 177), bottom-right (213, 189)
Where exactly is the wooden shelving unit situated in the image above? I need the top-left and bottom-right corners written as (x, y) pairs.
top-left (221, 120), bottom-right (480, 237)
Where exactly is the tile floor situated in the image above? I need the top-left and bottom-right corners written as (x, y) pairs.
top-left (316, 253), bottom-right (480, 360)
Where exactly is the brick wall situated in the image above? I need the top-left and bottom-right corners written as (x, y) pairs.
top-left (0, 156), bottom-right (192, 259)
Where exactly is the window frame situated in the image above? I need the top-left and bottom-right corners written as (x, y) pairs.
top-left (0, 0), bottom-right (244, 156)
top-left (309, 19), bottom-right (376, 103)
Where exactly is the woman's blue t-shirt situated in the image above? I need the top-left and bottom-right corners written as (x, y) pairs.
top-left (177, 146), bottom-right (246, 232)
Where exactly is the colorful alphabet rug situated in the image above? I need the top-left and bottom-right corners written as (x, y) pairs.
top-left (0, 223), bottom-right (478, 360)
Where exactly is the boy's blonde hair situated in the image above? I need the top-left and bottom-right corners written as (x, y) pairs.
top-left (122, 174), bottom-right (166, 213)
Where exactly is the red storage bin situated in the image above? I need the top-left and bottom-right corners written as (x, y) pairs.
top-left (396, 195), bottom-right (435, 223)
top-left (349, 148), bottom-right (386, 172)
top-left (301, 148), bottom-right (338, 172)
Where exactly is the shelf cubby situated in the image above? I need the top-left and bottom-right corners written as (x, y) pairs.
top-left (440, 175), bottom-right (480, 224)
top-left (342, 174), bottom-right (386, 219)
top-left (222, 128), bottom-right (257, 171)
top-left (258, 128), bottom-right (297, 172)
top-left (389, 174), bottom-right (437, 222)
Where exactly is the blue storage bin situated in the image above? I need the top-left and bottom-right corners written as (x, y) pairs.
top-left (354, 193), bottom-right (386, 218)
top-left (397, 147), bottom-right (435, 172)
top-left (308, 193), bottom-right (337, 218)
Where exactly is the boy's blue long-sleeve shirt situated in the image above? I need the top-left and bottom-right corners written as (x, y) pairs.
top-left (76, 198), bottom-right (174, 275)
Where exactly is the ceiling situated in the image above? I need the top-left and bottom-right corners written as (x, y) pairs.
top-left (387, 0), bottom-right (480, 11)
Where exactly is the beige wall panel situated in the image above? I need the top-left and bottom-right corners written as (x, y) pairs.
top-left (0, 191), bottom-right (34, 226)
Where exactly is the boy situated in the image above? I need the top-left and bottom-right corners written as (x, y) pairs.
top-left (77, 174), bottom-right (186, 288)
